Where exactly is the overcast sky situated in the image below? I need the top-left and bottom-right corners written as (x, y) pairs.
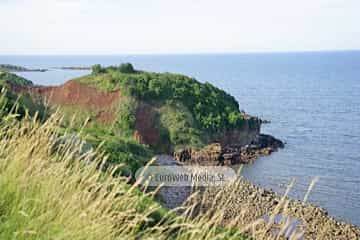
top-left (1, 0), bottom-right (359, 55)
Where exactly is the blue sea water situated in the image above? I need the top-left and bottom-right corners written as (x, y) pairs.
top-left (1, 51), bottom-right (360, 226)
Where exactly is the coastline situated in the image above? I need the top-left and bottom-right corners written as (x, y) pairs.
top-left (154, 155), bottom-right (360, 239)
top-left (1, 61), bottom-right (359, 239)
top-left (200, 178), bottom-right (360, 240)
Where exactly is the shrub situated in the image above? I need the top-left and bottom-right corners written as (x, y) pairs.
top-left (118, 63), bottom-right (135, 74)
top-left (91, 64), bottom-right (104, 74)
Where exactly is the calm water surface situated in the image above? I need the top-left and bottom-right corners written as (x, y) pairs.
top-left (1, 52), bottom-right (359, 225)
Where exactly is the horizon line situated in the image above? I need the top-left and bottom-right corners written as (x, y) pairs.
top-left (1, 48), bottom-right (360, 56)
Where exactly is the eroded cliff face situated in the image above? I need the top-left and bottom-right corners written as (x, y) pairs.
top-left (208, 117), bottom-right (261, 147)
top-left (9, 80), bottom-right (121, 123)
top-left (133, 102), bottom-right (161, 148)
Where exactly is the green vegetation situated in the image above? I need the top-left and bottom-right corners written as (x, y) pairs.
top-left (92, 63), bottom-right (136, 75)
top-left (0, 69), bottom-right (149, 175)
top-left (159, 101), bottom-right (204, 150)
top-left (0, 64), bottom-right (29, 72)
top-left (115, 62), bottom-right (136, 74)
top-left (0, 64), bottom-right (47, 72)
top-left (0, 65), bottom-right (258, 169)
top-left (74, 63), bottom-right (256, 152)
top-left (80, 124), bottom-right (153, 176)
top-left (0, 71), bottom-right (46, 119)
top-left (0, 71), bottom-right (33, 87)
top-left (84, 64), bottom-right (246, 131)
top-left (91, 64), bottom-right (104, 74)
top-left (0, 66), bottom-right (257, 174)
top-left (0, 67), bottom-right (314, 240)
top-left (0, 107), bottom-right (249, 240)
top-left (113, 96), bottom-right (138, 137)
top-left (55, 103), bottom-right (153, 175)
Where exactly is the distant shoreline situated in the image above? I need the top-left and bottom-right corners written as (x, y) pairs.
top-left (53, 66), bottom-right (91, 70)
top-left (0, 64), bottom-right (92, 72)
top-left (0, 64), bottom-right (47, 72)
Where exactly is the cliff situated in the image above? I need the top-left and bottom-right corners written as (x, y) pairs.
top-left (1, 64), bottom-right (283, 170)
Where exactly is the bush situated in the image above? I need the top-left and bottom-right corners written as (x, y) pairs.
top-left (91, 64), bottom-right (104, 74)
top-left (118, 63), bottom-right (135, 74)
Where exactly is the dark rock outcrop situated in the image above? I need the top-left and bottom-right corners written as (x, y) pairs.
top-left (174, 134), bottom-right (284, 165)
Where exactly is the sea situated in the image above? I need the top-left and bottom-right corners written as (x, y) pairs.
top-left (1, 51), bottom-right (359, 226)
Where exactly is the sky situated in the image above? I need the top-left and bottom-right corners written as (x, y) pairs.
top-left (0, 0), bottom-right (359, 55)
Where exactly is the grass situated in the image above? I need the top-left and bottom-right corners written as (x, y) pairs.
top-left (0, 72), bottom-right (320, 240)
top-left (0, 110), bottom-right (252, 239)
top-left (0, 109), bottom-right (313, 240)
top-left (49, 98), bottom-right (153, 176)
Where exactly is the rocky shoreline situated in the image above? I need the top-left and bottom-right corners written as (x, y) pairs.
top-left (154, 155), bottom-right (360, 240)
top-left (174, 134), bottom-right (284, 165)
top-left (199, 178), bottom-right (360, 240)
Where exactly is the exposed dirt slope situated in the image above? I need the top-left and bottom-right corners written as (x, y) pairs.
top-left (134, 102), bottom-right (160, 146)
top-left (29, 80), bottom-right (120, 111)
top-left (11, 80), bottom-right (161, 146)
top-left (12, 80), bottom-right (121, 123)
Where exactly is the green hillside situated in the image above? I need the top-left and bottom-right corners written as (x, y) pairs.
top-left (77, 63), bottom-right (247, 131)
top-left (0, 65), bottom-right (258, 175)
top-left (74, 64), bottom-right (257, 153)
top-left (0, 71), bottom-right (33, 87)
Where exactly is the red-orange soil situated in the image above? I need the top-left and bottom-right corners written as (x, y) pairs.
top-left (11, 80), bottom-right (160, 146)
top-left (12, 80), bottom-right (121, 123)
top-left (134, 103), bottom-right (160, 146)
top-left (30, 80), bottom-right (120, 111)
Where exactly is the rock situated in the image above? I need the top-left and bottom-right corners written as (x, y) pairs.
top-left (174, 134), bottom-right (284, 166)
top-left (258, 134), bottom-right (285, 149)
top-left (151, 155), bottom-right (192, 209)
top-left (197, 178), bottom-right (360, 240)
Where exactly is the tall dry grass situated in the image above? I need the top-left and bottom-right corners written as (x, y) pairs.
top-left (0, 110), bottom-right (249, 239)
top-left (0, 108), bottom-right (311, 240)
